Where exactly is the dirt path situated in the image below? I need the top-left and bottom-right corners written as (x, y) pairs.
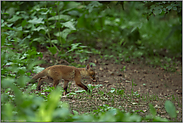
top-left (39, 54), bottom-right (182, 121)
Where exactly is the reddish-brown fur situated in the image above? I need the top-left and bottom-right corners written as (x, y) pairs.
top-left (29, 64), bottom-right (96, 95)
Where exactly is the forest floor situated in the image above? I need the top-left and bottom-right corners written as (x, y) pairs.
top-left (35, 53), bottom-right (182, 121)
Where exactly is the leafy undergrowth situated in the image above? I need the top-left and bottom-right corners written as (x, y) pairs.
top-left (1, 53), bottom-right (182, 122)
top-left (1, 1), bottom-right (182, 122)
top-left (1, 83), bottom-right (179, 122)
top-left (11, 53), bottom-right (180, 122)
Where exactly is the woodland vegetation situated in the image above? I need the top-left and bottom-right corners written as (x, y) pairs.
top-left (1, 1), bottom-right (182, 122)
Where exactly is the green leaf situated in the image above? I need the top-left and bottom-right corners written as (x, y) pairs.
top-left (153, 7), bottom-right (162, 15)
top-left (28, 60), bottom-right (44, 70)
top-left (99, 109), bottom-right (116, 122)
top-left (54, 2), bottom-right (64, 11)
top-left (48, 15), bottom-right (71, 21)
top-left (17, 75), bottom-right (30, 87)
top-left (32, 37), bottom-right (45, 42)
top-left (48, 46), bottom-right (57, 55)
top-left (1, 33), bottom-right (6, 46)
top-left (67, 43), bottom-right (81, 52)
top-left (110, 88), bottom-right (115, 93)
top-left (21, 20), bottom-right (27, 27)
top-left (77, 14), bottom-right (86, 28)
top-left (96, 85), bottom-right (103, 89)
top-left (62, 20), bottom-right (76, 30)
top-left (153, 116), bottom-right (169, 122)
top-left (133, 51), bottom-right (144, 58)
top-left (7, 15), bottom-right (22, 22)
top-left (73, 110), bottom-right (79, 115)
top-left (165, 100), bottom-right (177, 118)
top-left (166, 5), bottom-right (172, 10)
top-left (51, 40), bottom-right (58, 44)
top-left (36, 88), bottom-right (62, 122)
top-left (3, 103), bottom-right (13, 120)
top-left (33, 66), bottom-right (45, 73)
top-left (33, 26), bottom-right (46, 32)
top-left (87, 1), bottom-right (102, 13)
top-left (2, 77), bottom-right (15, 88)
top-left (149, 103), bottom-right (156, 117)
top-left (54, 29), bottom-right (72, 40)
top-left (127, 113), bottom-right (141, 122)
top-left (28, 18), bottom-right (44, 24)
top-left (75, 90), bottom-right (85, 93)
top-left (66, 1), bottom-right (82, 9)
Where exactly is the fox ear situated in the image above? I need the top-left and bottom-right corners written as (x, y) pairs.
top-left (86, 64), bottom-right (90, 70)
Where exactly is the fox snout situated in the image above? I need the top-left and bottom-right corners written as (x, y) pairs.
top-left (90, 74), bottom-right (97, 82)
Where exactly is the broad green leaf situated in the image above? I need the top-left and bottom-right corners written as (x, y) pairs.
top-left (110, 88), bottom-right (115, 93)
top-left (2, 26), bottom-right (16, 31)
top-left (87, 1), bottom-right (102, 13)
top-left (51, 40), bottom-right (58, 44)
top-left (133, 51), bottom-right (144, 58)
top-left (1, 33), bottom-right (6, 46)
top-left (48, 46), bottom-right (57, 55)
top-left (67, 1), bottom-right (82, 9)
top-left (48, 15), bottom-right (71, 21)
top-left (52, 107), bottom-right (70, 119)
top-left (54, 29), bottom-right (74, 40)
top-left (67, 43), bottom-right (81, 52)
top-left (153, 116), bottom-right (169, 122)
top-left (32, 37), bottom-right (45, 42)
top-left (33, 66), bottom-right (45, 73)
top-left (7, 15), bottom-right (22, 22)
top-left (33, 26), bottom-right (46, 32)
top-left (127, 113), bottom-right (141, 122)
top-left (28, 18), bottom-right (44, 24)
top-left (94, 84), bottom-right (103, 88)
top-left (153, 7), bottom-right (162, 15)
top-left (3, 103), bottom-right (13, 120)
top-left (36, 88), bottom-right (62, 122)
top-left (2, 77), bottom-right (15, 88)
top-left (79, 114), bottom-right (95, 122)
top-left (55, 2), bottom-right (64, 11)
top-left (17, 75), bottom-right (30, 87)
top-left (21, 20), bottom-right (27, 27)
top-left (99, 109), bottom-right (116, 122)
top-left (73, 110), bottom-right (79, 115)
top-left (165, 100), bottom-right (177, 118)
top-left (149, 103), bottom-right (156, 117)
top-left (166, 5), bottom-right (172, 10)
top-left (62, 20), bottom-right (76, 30)
top-left (28, 60), bottom-right (44, 70)
top-left (77, 14), bottom-right (87, 28)
top-left (75, 90), bottom-right (85, 93)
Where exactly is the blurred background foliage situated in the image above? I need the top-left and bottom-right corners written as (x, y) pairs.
top-left (2, 1), bottom-right (181, 57)
top-left (1, 1), bottom-right (182, 122)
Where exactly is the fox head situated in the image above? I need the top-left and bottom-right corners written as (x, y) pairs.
top-left (85, 64), bottom-right (96, 82)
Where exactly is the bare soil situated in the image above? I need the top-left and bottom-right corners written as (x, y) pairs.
top-left (35, 54), bottom-right (182, 121)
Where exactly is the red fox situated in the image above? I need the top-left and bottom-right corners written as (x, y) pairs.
top-left (27, 64), bottom-right (96, 95)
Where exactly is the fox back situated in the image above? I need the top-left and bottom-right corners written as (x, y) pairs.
top-left (42, 64), bottom-right (96, 81)
top-left (29, 64), bottom-right (96, 94)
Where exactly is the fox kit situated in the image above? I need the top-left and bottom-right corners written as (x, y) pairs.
top-left (28, 64), bottom-right (96, 95)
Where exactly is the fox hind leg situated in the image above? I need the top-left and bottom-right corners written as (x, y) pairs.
top-left (53, 79), bottom-right (60, 88)
top-left (63, 80), bottom-right (69, 95)
top-left (37, 77), bottom-right (47, 90)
